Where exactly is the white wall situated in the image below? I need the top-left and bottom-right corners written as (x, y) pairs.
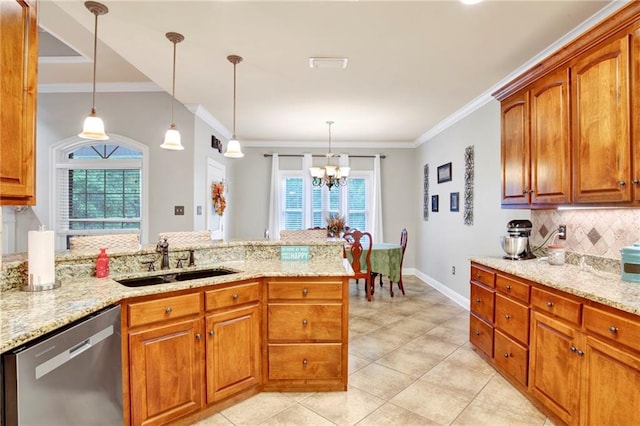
top-left (415, 100), bottom-right (529, 304)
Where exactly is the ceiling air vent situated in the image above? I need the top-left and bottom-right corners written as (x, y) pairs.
top-left (308, 57), bottom-right (348, 69)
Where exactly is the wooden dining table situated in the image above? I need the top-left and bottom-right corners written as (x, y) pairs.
top-left (346, 242), bottom-right (403, 284)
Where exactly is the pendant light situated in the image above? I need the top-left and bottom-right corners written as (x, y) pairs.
top-left (79, 1), bottom-right (109, 140)
top-left (160, 32), bottom-right (185, 150)
top-left (309, 121), bottom-right (350, 190)
top-left (224, 55), bottom-right (244, 158)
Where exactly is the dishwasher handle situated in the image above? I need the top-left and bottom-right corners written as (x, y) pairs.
top-left (35, 324), bottom-right (114, 379)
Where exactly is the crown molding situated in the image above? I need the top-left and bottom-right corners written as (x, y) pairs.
top-left (37, 82), bottom-right (162, 93)
top-left (39, 56), bottom-right (90, 64)
top-left (185, 104), bottom-right (231, 140)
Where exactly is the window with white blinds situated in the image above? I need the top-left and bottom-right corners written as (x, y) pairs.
top-left (280, 171), bottom-right (372, 232)
top-left (54, 142), bottom-right (143, 248)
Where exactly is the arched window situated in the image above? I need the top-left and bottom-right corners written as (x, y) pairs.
top-left (50, 135), bottom-right (149, 249)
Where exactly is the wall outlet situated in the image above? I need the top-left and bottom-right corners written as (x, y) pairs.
top-left (174, 205), bottom-right (185, 216)
top-left (196, 205), bottom-right (202, 215)
top-left (451, 266), bottom-right (456, 275)
top-left (558, 225), bottom-right (567, 240)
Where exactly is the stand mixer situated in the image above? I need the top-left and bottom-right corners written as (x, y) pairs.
top-left (501, 219), bottom-right (536, 260)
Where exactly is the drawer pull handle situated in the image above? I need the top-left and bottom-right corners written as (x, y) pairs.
top-left (505, 285), bottom-right (512, 290)
top-left (577, 349), bottom-right (584, 356)
top-left (475, 273), bottom-right (482, 279)
top-left (475, 298), bottom-right (481, 303)
top-left (302, 319), bottom-right (308, 326)
top-left (233, 293), bottom-right (239, 300)
top-left (504, 314), bottom-right (511, 320)
top-left (195, 333), bottom-right (201, 340)
top-left (633, 179), bottom-right (640, 185)
top-left (302, 359), bottom-right (308, 366)
top-left (570, 346), bottom-right (584, 356)
top-left (475, 330), bottom-right (481, 336)
top-left (503, 352), bottom-right (510, 358)
top-left (302, 288), bottom-right (309, 296)
top-left (165, 307), bottom-right (172, 314)
top-left (546, 301), bottom-right (554, 308)
top-left (209, 330), bottom-right (215, 336)
top-left (618, 181), bottom-right (627, 187)
top-left (609, 325), bottom-right (619, 334)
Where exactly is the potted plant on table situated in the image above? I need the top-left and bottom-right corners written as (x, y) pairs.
top-left (326, 213), bottom-right (347, 238)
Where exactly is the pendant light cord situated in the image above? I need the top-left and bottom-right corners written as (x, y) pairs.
top-left (91, 10), bottom-right (99, 113)
top-left (171, 40), bottom-right (177, 125)
top-left (232, 61), bottom-right (237, 137)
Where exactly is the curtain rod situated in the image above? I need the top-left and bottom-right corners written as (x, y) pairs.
top-left (263, 154), bottom-right (386, 159)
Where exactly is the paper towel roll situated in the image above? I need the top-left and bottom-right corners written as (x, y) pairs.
top-left (28, 228), bottom-right (56, 286)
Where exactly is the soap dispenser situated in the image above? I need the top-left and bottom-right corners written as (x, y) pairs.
top-left (96, 248), bottom-right (110, 278)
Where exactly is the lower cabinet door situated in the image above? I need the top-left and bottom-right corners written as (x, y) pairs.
top-left (206, 304), bottom-right (261, 403)
top-left (494, 329), bottom-right (528, 387)
top-left (268, 343), bottom-right (342, 379)
top-left (529, 311), bottom-right (582, 425)
top-left (469, 313), bottom-right (494, 358)
top-left (581, 335), bottom-right (640, 425)
top-left (129, 318), bottom-right (203, 426)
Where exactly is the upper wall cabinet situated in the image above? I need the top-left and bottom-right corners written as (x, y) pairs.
top-left (494, 2), bottom-right (640, 208)
top-left (0, 0), bottom-right (38, 206)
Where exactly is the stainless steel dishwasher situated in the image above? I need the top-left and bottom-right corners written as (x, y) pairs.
top-left (2, 305), bottom-right (122, 426)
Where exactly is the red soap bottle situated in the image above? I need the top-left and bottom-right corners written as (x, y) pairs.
top-left (96, 248), bottom-right (110, 278)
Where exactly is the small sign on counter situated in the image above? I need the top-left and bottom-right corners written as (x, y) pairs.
top-left (281, 246), bottom-right (310, 261)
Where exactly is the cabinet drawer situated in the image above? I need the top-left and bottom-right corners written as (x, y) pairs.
top-left (128, 293), bottom-right (201, 327)
top-left (268, 304), bottom-right (342, 340)
top-left (496, 274), bottom-right (530, 303)
top-left (494, 330), bottom-right (528, 387)
top-left (469, 313), bottom-right (493, 358)
top-left (205, 281), bottom-right (260, 311)
top-left (470, 282), bottom-right (494, 322)
top-left (584, 305), bottom-right (640, 351)
top-left (495, 293), bottom-right (529, 345)
top-left (268, 281), bottom-right (342, 300)
top-left (471, 265), bottom-right (495, 288)
top-left (268, 343), bottom-right (342, 379)
top-left (531, 287), bottom-right (582, 325)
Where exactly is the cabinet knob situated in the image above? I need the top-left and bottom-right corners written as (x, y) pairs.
top-left (546, 301), bottom-right (554, 308)
top-left (503, 352), bottom-right (510, 358)
top-left (165, 307), bottom-right (172, 314)
top-left (475, 298), bottom-right (481, 303)
top-left (504, 314), bottom-right (512, 320)
top-left (195, 333), bottom-right (201, 340)
top-left (302, 319), bottom-right (308, 326)
top-left (209, 330), bottom-right (215, 336)
top-left (505, 285), bottom-right (512, 291)
top-left (609, 325), bottom-right (618, 334)
top-left (633, 179), bottom-right (640, 185)
top-left (475, 273), bottom-right (482, 279)
top-left (302, 359), bottom-right (308, 366)
top-left (475, 330), bottom-right (481, 336)
top-left (522, 189), bottom-right (528, 195)
top-left (577, 349), bottom-right (584, 356)
top-left (302, 288), bottom-right (308, 296)
top-left (618, 181), bottom-right (627, 187)
top-left (570, 345), bottom-right (583, 356)
top-left (233, 293), bottom-right (239, 300)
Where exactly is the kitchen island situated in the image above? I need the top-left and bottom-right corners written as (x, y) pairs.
top-left (1, 240), bottom-right (352, 425)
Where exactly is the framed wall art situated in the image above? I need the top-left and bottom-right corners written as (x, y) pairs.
top-left (450, 192), bottom-right (460, 212)
top-left (431, 194), bottom-right (439, 212)
top-left (437, 162), bottom-right (452, 183)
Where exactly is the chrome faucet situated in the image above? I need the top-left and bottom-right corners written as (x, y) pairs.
top-left (156, 238), bottom-right (170, 270)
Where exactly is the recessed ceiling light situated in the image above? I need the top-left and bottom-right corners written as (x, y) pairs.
top-left (309, 57), bottom-right (348, 69)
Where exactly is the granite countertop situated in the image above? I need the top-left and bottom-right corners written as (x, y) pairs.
top-left (471, 256), bottom-right (640, 316)
top-left (0, 258), bottom-right (352, 354)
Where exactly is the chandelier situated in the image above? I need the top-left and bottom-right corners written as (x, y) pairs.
top-left (309, 121), bottom-right (350, 190)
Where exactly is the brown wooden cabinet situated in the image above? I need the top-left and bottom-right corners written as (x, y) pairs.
top-left (0, 0), bottom-right (37, 205)
top-left (264, 277), bottom-right (348, 391)
top-left (500, 91), bottom-right (530, 206)
top-left (470, 261), bottom-right (640, 426)
top-left (204, 281), bottom-right (261, 404)
top-left (571, 34), bottom-right (631, 203)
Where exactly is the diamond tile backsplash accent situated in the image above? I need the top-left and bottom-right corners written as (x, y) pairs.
top-left (531, 209), bottom-right (640, 260)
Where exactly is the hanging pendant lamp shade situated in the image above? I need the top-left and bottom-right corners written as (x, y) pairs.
top-left (224, 55), bottom-right (244, 158)
top-left (161, 32), bottom-right (185, 150)
top-left (79, 1), bottom-right (109, 140)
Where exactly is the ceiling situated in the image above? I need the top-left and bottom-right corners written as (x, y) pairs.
top-left (37, 1), bottom-right (617, 148)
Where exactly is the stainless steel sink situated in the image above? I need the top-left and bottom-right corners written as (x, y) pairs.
top-left (116, 268), bottom-right (239, 287)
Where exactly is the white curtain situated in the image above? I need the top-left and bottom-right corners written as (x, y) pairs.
top-left (371, 154), bottom-right (384, 242)
top-left (303, 153), bottom-right (313, 229)
top-left (339, 154), bottom-right (349, 215)
top-left (267, 154), bottom-right (280, 240)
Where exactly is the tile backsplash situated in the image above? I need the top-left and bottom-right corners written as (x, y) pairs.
top-left (531, 209), bottom-right (640, 260)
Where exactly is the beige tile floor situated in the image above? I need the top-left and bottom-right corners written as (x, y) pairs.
top-left (193, 276), bottom-right (554, 426)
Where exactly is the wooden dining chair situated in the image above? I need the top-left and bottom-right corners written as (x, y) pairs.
top-left (343, 230), bottom-right (374, 301)
top-left (373, 228), bottom-right (408, 297)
